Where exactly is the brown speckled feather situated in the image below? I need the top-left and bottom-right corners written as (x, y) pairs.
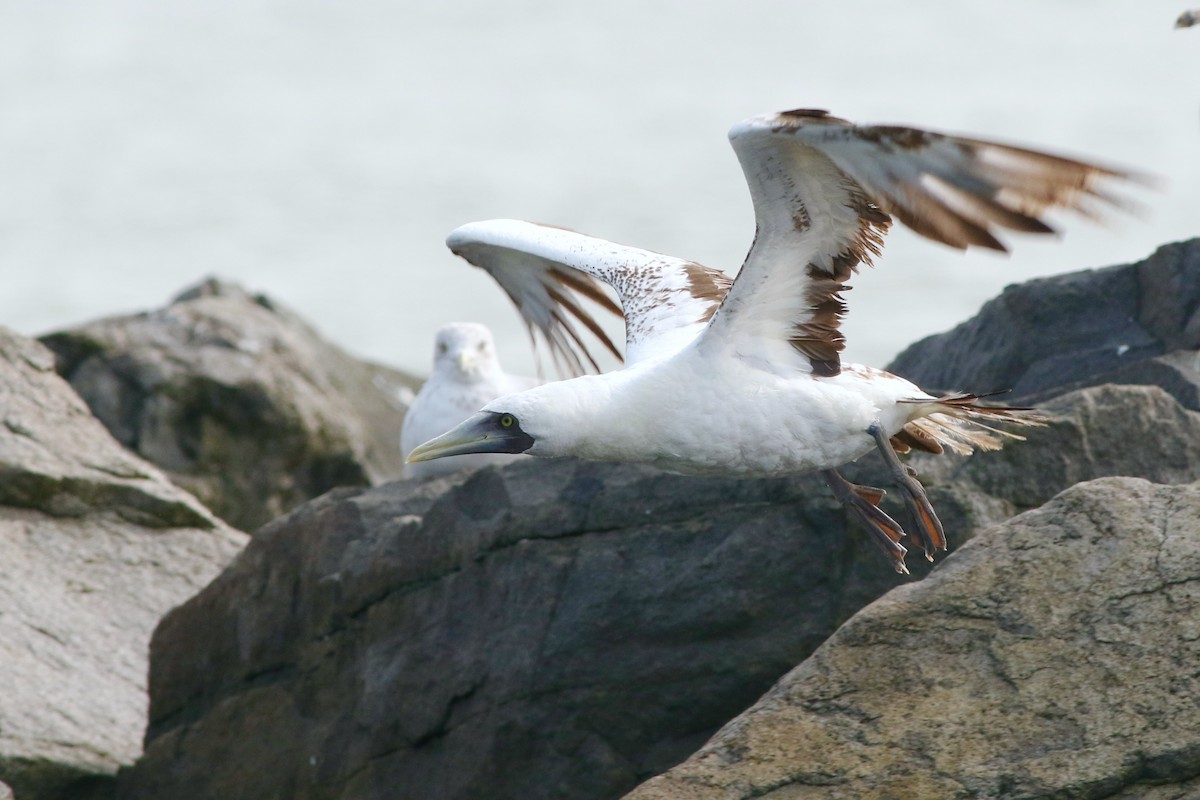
top-left (702, 110), bottom-right (1135, 376)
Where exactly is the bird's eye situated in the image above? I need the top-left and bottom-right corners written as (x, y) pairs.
top-left (438, 342), bottom-right (448, 354)
top-left (477, 341), bottom-right (487, 352)
top-left (499, 414), bottom-right (516, 429)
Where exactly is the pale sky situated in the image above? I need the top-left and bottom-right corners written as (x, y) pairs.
top-left (2, 1), bottom-right (1196, 375)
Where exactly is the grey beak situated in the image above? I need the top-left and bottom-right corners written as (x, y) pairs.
top-left (406, 411), bottom-right (534, 463)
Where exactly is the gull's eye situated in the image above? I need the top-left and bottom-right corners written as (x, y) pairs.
top-left (499, 414), bottom-right (516, 429)
top-left (477, 341), bottom-right (487, 352)
top-left (438, 342), bottom-right (448, 354)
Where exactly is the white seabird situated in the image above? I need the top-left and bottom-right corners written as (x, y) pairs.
top-left (401, 322), bottom-right (543, 478)
top-left (408, 108), bottom-right (1136, 572)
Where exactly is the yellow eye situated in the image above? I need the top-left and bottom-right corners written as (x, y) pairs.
top-left (499, 414), bottom-right (515, 429)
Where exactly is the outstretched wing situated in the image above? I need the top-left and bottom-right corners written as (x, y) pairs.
top-left (446, 219), bottom-right (732, 369)
top-left (702, 108), bottom-right (1137, 377)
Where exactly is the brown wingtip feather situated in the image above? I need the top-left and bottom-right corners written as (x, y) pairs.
top-left (544, 282), bottom-right (623, 365)
top-left (852, 127), bottom-right (1146, 254)
top-left (527, 265), bottom-right (625, 376)
top-left (548, 265), bottom-right (623, 317)
top-left (878, 182), bottom-right (1010, 252)
top-left (957, 138), bottom-right (1144, 241)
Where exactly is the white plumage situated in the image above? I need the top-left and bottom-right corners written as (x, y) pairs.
top-left (408, 109), bottom-right (1136, 572)
top-left (400, 323), bottom-right (538, 479)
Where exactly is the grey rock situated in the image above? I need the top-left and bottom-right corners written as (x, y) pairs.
top-left (624, 477), bottom-right (1200, 800)
top-left (118, 381), bottom-right (1200, 800)
top-left (0, 327), bottom-right (246, 799)
top-left (40, 277), bottom-right (421, 531)
top-left (888, 238), bottom-right (1200, 409)
top-left (0, 327), bottom-right (216, 528)
top-left (119, 465), bottom-right (870, 800)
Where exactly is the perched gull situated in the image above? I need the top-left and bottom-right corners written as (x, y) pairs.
top-left (408, 109), bottom-right (1135, 572)
top-left (401, 323), bottom-right (542, 479)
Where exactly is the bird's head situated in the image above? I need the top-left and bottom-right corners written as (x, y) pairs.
top-left (432, 322), bottom-right (502, 381)
top-left (405, 379), bottom-right (599, 465)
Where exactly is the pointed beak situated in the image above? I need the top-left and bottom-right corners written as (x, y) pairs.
top-left (405, 411), bottom-right (534, 463)
top-left (457, 351), bottom-right (475, 372)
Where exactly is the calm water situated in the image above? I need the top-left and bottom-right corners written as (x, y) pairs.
top-left (2, 0), bottom-right (1197, 377)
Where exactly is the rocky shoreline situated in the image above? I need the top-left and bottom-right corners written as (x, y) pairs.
top-left (2, 240), bottom-right (1198, 799)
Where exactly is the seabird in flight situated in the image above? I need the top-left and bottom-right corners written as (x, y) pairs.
top-left (408, 109), bottom-right (1135, 572)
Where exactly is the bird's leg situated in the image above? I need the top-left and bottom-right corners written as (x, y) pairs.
top-left (822, 469), bottom-right (910, 574)
top-left (866, 422), bottom-right (946, 561)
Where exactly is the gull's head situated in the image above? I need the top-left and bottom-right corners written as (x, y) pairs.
top-left (432, 322), bottom-right (502, 381)
top-left (405, 379), bottom-right (599, 465)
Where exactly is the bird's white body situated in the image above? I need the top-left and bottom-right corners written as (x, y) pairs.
top-left (491, 343), bottom-right (927, 477)
top-left (401, 323), bottom-right (536, 478)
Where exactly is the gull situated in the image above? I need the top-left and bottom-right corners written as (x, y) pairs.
top-left (407, 108), bottom-right (1134, 572)
top-left (401, 322), bottom-right (543, 478)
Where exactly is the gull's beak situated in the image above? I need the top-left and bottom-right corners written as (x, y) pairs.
top-left (457, 351), bottom-right (475, 372)
top-left (405, 411), bottom-right (534, 463)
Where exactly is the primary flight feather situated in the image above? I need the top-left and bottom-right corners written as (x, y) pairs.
top-left (409, 108), bottom-right (1135, 572)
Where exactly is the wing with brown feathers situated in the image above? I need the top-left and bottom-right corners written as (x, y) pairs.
top-left (701, 108), bottom-right (1138, 376)
top-left (446, 219), bottom-right (732, 371)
